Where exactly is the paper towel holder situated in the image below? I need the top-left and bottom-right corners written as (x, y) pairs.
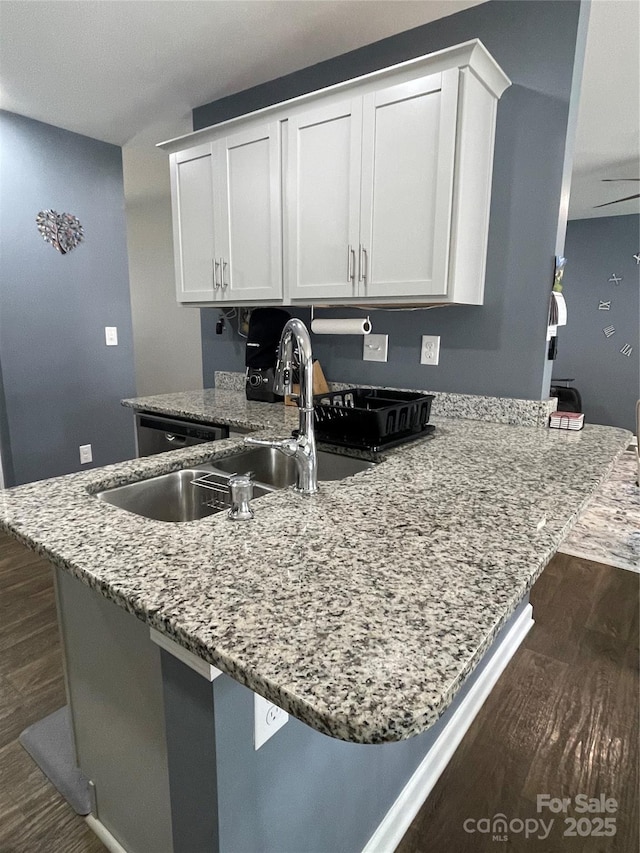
top-left (310, 305), bottom-right (372, 335)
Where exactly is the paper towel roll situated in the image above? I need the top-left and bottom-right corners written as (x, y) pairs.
top-left (552, 291), bottom-right (568, 326)
top-left (310, 318), bottom-right (372, 335)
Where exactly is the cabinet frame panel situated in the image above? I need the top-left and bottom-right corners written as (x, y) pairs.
top-left (170, 143), bottom-right (217, 303)
top-left (216, 122), bottom-right (283, 303)
top-left (286, 99), bottom-right (363, 301)
top-left (358, 69), bottom-right (459, 298)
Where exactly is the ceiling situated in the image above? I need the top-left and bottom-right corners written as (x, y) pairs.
top-left (0, 0), bottom-right (483, 144)
top-left (568, 0), bottom-right (639, 218)
top-left (0, 0), bottom-right (638, 219)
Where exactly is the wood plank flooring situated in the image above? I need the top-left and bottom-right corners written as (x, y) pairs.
top-left (0, 535), bottom-right (637, 853)
top-left (0, 535), bottom-right (106, 853)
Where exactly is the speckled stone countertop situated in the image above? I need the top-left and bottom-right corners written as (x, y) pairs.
top-left (0, 398), bottom-right (630, 744)
top-left (124, 383), bottom-right (556, 428)
top-left (122, 389), bottom-right (301, 432)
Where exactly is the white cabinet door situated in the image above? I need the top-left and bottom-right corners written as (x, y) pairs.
top-left (287, 99), bottom-right (363, 300)
top-left (217, 122), bottom-right (282, 302)
top-left (170, 143), bottom-right (216, 303)
top-left (359, 70), bottom-right (459, 298)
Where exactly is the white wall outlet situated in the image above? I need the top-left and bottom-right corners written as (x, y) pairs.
top-left (254, 693), bottom-right (289, 750)
top-left (79, 444), bottom-right (93, 464)
top-left (420, 335), bottom-right (440, 366)
top-left (105, 326), bottom-right (118, 346)
top-left (363, 333), bottom-right (389, 363)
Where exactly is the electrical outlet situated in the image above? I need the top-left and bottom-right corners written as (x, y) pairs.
top-left (105, 326), bottom-right (118, 346)
top-left (363, 334), bottom-right (389, 362)
top-left (254, 694), bottom-right (288, 750)
top-left (79, 444), bottom-right (92, 464)
top-left (420, 335), bottom-right (440, 366)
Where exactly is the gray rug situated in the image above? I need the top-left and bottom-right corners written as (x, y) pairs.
top-left (19, 705), bottom-right (91, 815)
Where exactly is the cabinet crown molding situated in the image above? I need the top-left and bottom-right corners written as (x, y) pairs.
top-left (158, 39), bottom-right (510, 152)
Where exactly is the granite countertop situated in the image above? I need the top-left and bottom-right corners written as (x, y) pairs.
top-left (0, 393), bottom-right (630, 744)
top-left (122, 389), bottom-right (301, 432)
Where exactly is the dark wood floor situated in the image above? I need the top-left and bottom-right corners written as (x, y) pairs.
top-left (0, 535), bottom-right (106, 853)
top-left (0, 535), bottom-right (637, 853)
top-left (397, 552), bottom-right (639, 853)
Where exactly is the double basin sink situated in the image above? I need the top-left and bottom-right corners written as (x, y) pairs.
top-left (96, 446), bottom-right (375, 523)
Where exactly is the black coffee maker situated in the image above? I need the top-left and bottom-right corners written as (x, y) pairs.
top-left (245, 308), bottom-right (291, 402)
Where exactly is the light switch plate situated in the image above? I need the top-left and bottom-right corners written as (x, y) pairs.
top-left (105, 326), bottom-right (118, 346)
top-left (363, 334), bottom-right (388, 362)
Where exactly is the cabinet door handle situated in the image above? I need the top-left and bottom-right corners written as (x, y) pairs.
top-left (221, 258), bottom-right (228, 289)
top-left (213, 259), bottom-right (221, 289)
top-left (358, 245), bottom-right (368, 284)
top-left (347, 245), bottom-right (355, 283)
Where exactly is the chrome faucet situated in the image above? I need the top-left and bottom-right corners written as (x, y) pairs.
top-left (245, 318), bottom-right (318, 495)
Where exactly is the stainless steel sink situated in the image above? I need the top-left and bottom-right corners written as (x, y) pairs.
top-left (96, 468), bottom-right (272, 523)
top-left (212, 446), bottom-right (375, 488)
top-left (96, 448), bottom-right (375, 522)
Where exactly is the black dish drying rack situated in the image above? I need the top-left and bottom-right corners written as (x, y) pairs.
top-left (312, 388), bottom-right (435, 451)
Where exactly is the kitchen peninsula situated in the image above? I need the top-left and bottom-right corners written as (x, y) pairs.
top-left (0, 390), bottom-right (630, 853)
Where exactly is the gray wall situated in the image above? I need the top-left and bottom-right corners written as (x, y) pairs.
top-left (57, 568), bottom-right (173, 853)
top-left (123, 139), bottom-right (204, 397)
top-left (0, 357), bottom-right (14, 487)
top-left (197, 0), bottom-right (586, 401)
top-left (554, 214), bottom-right (639, 432)
top-left (0, 111), bottom-right (136, 486)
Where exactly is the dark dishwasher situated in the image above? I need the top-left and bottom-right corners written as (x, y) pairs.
top-left (135, 413), bottom-right (229, 457)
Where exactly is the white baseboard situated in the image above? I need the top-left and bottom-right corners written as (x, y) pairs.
top-left (86, 814), bottom-right (130, 853)
top-left (362, 604), bottom-right (534, 853)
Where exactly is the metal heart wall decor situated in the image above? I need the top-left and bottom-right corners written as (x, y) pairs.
top-left (36, 209), bottom-right (84, 254)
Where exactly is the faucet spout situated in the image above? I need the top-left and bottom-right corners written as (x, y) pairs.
top-left (245, 318), bottom-right (318, 495)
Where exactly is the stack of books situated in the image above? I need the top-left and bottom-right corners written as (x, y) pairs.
top-left (549, 411), bottom-right (584, 430)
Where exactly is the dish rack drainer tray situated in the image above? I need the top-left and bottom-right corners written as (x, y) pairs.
top-left (313, 388), bottom-right (434, 449)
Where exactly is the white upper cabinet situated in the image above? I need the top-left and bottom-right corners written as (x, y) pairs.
top-left (162, 40), bottom-right (510, 307)
top-left (287, 100), bottom-right (362, 300)
top-left (170, 123), bottom-right (282, 304)
top-left (216, 122), bottom-right (282, 302)
top-left (287, 70), bottom-right (460, 301)
top-left (359, 70), bottom-right (458, 298)
top-left (170, 143), bottom-right (216, 303)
